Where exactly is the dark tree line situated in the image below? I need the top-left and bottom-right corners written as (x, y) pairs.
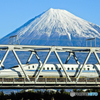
top-left (0, 89), bottom-right (100, 100)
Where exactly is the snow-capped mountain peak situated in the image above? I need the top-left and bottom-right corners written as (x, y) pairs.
top-left (0, 8), bottom-right (100, 46)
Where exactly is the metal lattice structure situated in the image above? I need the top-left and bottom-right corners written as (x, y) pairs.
top-left (0, 44), bottom-right (100, 89)
top-left (9, 35), bottom-right (20, 45)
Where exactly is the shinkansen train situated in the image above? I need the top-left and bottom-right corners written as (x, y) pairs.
top-left (0, 64), bottom-right (100, 78)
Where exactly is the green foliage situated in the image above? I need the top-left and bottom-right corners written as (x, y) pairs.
top-left (60, 89), bottom-right (65, 94)
top-left (0, 91), bottom-right (4, 96)
top-left (77, 89), bottom-right (83, 92)
top-left (0, 89), bottom-right (100, 100)
top-left (20, 89), bottom-right (25, 93)
top-left (73, 89), bottom-right (77, 92)
top-left (0, 91), bottom-right (4, 100)
top-left (93, 89), bottom-right (100, 92)
top-left (9, 92), bottom-right (17, 100)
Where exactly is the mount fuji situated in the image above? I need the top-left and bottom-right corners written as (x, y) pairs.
top-left (0, 8), bottom-right (100, 46)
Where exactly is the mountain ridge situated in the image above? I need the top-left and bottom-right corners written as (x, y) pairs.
top-left (0, 8), bottom-right (100, 46)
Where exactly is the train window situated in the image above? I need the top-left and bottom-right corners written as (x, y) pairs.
top-left (28, 66), bottom-right (30, 69)
top-left (88, 68), bottom-right (89, 70)
top-left (93, 67), bottom-right (94, 69)
top-left (43, 68), bottom-right (45, 70)
top-left (72, 68), bottom-right (74, 70)
top-left (51, 68), bottom-right (53, 70)
top-left (33, 66), bottom-right (34, 68)
top-left (59, 68), bottom-right (61, 70)
top-left (68, 68), bottom-right (70, 70)
top-left (12, 65), bottom-right (19, 68)
top-left (47, 67), bottom-right (49, 70)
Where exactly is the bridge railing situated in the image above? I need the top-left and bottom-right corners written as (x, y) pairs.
top-left (0, 45), bottom-right (100, 88)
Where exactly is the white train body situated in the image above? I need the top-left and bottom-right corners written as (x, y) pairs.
top-left (0, 64), bottom-right (100, 78)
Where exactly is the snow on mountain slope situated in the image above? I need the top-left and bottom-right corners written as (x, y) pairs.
top-left (0, 8), bottom-right (100, 46)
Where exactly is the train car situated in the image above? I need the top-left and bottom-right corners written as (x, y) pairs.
top-left (0, 64), bottom-right (100, 78)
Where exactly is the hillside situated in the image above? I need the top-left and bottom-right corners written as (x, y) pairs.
top-left (0, 8), bottom-right (100, 46)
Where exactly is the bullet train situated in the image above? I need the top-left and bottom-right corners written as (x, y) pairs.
top-left (0, 64), bottom-right (100, 78)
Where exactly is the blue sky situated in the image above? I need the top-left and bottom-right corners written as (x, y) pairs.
top-left (0, 0), bottom-right (100, 38)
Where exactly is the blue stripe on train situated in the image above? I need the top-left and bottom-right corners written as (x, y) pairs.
top-left (25, 70), bottom-right (96, 72)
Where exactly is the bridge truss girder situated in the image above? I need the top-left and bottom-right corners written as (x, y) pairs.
top-left (0, 45), bottom-right (100, 84)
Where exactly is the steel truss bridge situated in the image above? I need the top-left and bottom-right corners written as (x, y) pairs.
top-left (0, 44), bottom-right (100, 89)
